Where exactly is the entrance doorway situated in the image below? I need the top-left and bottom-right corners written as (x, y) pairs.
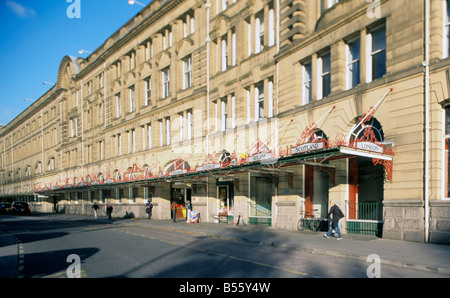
top-left (170, 186), bottom-right (191, 220)
top-left (217, 183), bottom-right (234, 221)
top-left (250, 176), bottom-right (272, 226)
top-left (347, 157), bottom-right (384, 236)
top-left (304, 165), bottom-right (329, 219)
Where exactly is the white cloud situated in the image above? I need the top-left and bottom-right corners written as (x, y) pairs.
top-left (6, 1), bottom-right (37, 18)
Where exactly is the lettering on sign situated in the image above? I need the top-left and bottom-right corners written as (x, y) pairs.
top-left (356, 142), bottom-right (383, 153)
top-left (198, 164), bottom-right (220, 172)
top-left (292, 142), bottom-right (324, 154)
top-left (169, 169), bottom-right (188, 176)
top-left (248, 153), bottom-right (272, 163)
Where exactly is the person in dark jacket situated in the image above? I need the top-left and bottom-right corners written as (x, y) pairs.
top-left (323, 200), bottom-right (344, 240)
top-left (145, 200), bottom-right (153, 219)
top-left (171, 201), bottom-right (177, 223)
top-left (92, 202), bottom-right (100, 218)
top-left (106, 204), bottom-right (113, 221)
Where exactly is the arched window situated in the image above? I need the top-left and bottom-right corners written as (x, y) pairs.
top-left (349, 117), bottom-right (384, 142)
top-left (308, 129), bottom-right (328, 143)
top-left (165, 159), bottom-right (190, 175)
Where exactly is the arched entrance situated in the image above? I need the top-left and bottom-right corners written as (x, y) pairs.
top-left (347, 117), bottom-right (385, 237)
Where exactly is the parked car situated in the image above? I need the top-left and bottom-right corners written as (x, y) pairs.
top-left (0, 203), bottom-right (11, 215)
top-left (9, 202), bottom-right (31, 216)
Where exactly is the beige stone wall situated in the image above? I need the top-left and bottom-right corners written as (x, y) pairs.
top-left (1, 0), bottom-right (450, 243)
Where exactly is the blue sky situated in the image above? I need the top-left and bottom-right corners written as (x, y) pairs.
top-left (0, 0), bottom-right (151, 126)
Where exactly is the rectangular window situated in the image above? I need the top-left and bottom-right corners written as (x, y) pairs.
top-left (99, 103), bottom-right (103, 124)
top-left (129, 187), bottom-right (138, 204)
top-left (247, 20), bottom-right (252, 57)
top-left (129, 85), bottom-right (135, 112)
top-left (255, 83), bottom-right (264, 120)
top-left (70, 117), bottom-right (78, 137)
top-left (118, 134), bottom-right (122, 156)
top-left (221, 37), bottom-right (228, 71)
top-left (147, 123), bottom-right (152, 149)
top-left (221, 0), bottom-right (228, 11)
top-left (166, 117), bottom-right (171, 146)
top-left (231, 30), bottom-right (236, 67)
top-left (247, 89), bottom-right (251, 123)
top-left (255, 13), bottom-right (264, 54)
top-left (145, 77), bottom-right (151, 106)
top-left (145, 40), bottom-right (151, 60)
top-left (116, 188), bottom-right (123, 204)
top-left (368, 26), bottom-right (386, 82)
top-left (268, 80), bottom-right (274, 118)
top-left (187, 110), bottom-right (193, 140)
top-left (162, 67), bottom-right (170, 98)
top-left (221, 98), bottom-right (228, 131)
top-left (318, 52), bottom-right (331, 100)
top-left (131, 129), bottom-right (136, 153)
top-left (444, 0), bottom-right (450, 58)
top-left (159, 120), bottom-right (163, 147)
top-left (302, 62), bottom-right (312, 105)
top-left (179, 113), bottom-right (184, 142)
top-left (190, 15), bottom-right (195, 35)
top-left (86, 145), bottom-right (91, 164)
top-left (129, 51), bottom-right (136, 70)
top-left (116, 93), bottom-right (121, 118)
top-left (268, 8), bottom-right (275, 47)
top-left (99, 140), bottom-right (104, 161)
top-left (231, 95), bottom-right (236, 128)
top-left (183, 56), bottom-right (192, 89)
top-left (347, 39), bottom-right (361, 89)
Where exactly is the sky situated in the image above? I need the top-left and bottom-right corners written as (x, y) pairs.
top-left (0, 0), bottom-right (152, 126)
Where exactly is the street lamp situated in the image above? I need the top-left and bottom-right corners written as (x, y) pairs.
top-left (78, 49), bottom-right (92, 55)
top-left (128, 0), bottom-right (146, 7)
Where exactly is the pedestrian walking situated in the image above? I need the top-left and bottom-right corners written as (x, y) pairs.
top-left (323, 200), bottom-right (344, 240)
top-left (145, 200), bottom-right (153, 219)
top-left (186, 200), bottom-right (191, 223)
top-left (92, 202), bottom-right (100, 218)
top-left (171, 201), bottom-right (176, 223)
top-left (106, 204), bottom-right (113, 221)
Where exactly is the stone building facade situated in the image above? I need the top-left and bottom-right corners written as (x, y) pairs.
top-left (1, 0), bottom-right (450, 244)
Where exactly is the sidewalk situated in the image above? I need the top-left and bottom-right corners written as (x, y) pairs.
top-left (2, 214), bottom-right (450, 276)
top-left (0, 231), bottom-right (18, 278)
top-left (119, 217), bottom-right (450, 275)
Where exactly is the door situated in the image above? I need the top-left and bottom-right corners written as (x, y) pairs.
top-left (250, 177), bottom-right (272, 218)
top-left (218, 186), bottom-right (229, 215)
top-left (348, 158), bottom-right (358, 220)
top-left (304, 165), bottom-right (314, 217)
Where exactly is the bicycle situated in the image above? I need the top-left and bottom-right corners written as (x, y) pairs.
top-left (297, 208), bottom-right (323, 232)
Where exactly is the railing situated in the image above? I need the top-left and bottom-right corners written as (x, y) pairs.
top-left (346, 201), bottom-right (383, 236)
top-left (347, 202), bottom-right (383, 221)
top-left (249, 202), bottom-right (272, 217)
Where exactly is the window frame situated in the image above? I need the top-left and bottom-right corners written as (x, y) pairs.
top-left (183, 56), bottom-right (193, 89)
top-left (162, 67), bottom-right (171, 99)
top-left (346, 38), bottom-right (361, 90)
top-left (367, 25), bottom-right (386, 83)
top-left (302, 62), bottom-right (312, 105)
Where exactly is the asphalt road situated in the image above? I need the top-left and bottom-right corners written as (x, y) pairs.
top-left (1, 214), bottom-right (448, 279)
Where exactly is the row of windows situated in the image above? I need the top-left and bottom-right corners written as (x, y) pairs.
top-left (111, 110), bottom-right (193, 157)
top-left (2, 157), bottom-right (55, 182)
top-left (65, 187), bottom-right (153, 205)
top-left (301, 24), bottom-right (386, 105)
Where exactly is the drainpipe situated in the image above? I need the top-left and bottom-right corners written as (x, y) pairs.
top-left (424, 0), bottom-right (430, 243)
top-left (205, 0), bottom-right (211, 221)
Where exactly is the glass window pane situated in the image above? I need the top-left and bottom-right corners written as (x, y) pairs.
top-left (372, 50), bottom-right (386, 79)
top-left (372, 28), bottom-right (386, 52)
